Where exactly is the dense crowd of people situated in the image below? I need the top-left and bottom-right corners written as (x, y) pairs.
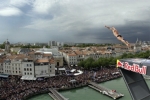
top-left (0, 67), bottom-right (121, 100)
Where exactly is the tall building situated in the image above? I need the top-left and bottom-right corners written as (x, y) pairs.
top-left (48, 41), bottom-right (57, 47)
top-left (55, 42), bottom-right (64, 47)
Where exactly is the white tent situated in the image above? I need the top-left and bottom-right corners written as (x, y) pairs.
top-left (74, 70), bottom-right (83, 76)
top-left (21, 76), bottom-right (37, 80)
top-left (69, 79), bottom-right (76, 83)
top-left (70, 69), bottom-right (76, 72)
top-left (55, 68), bottom-right (66, 71)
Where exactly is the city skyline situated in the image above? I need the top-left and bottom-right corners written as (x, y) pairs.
top-left (0, 0), bottom-right (150, 43)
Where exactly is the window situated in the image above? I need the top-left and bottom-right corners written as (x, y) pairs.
top-left (27, 64), bottom-right (28, 66)
top-left (30, 73), bottom-right (32, 75)
top-left (30, 68), bottom-right (32, 71)
top-left (16, 71), bottom-right (17, 73)
top-left (24, 68), bottom-right (26, 71)
top-left (57, 62), bottom-right (59, 66)
top-left (25, 72), bottom-right (26, 75)
top-left (27, 73), bottom-right (29, 75)
top-left (50, 70), bottom-right (51, 72)
top-left (30, 64), bottom-right (32, 66)
top-left (27, 68), bottom-right (29, 71)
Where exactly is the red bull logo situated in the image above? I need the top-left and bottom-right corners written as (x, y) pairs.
top-left (117, 60), bottom-right (147, 75)
top-left (117, 60), bottom-right (123, 68)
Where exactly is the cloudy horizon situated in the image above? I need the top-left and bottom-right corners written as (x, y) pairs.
top-left (0, 0), bottom-right (150, 44)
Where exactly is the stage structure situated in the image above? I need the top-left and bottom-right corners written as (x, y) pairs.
top-left (117, 58), bottom-right (150, 100)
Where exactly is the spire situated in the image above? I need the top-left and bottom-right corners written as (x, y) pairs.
top-left (136, 38), bottom-right (138, 44)
top-left (4, 38), bottom-right (10, 53)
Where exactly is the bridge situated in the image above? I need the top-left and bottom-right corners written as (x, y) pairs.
top-left (49, 88), bottom-right (68, 100)
top-left (88, 81), bottom-right (124, 99)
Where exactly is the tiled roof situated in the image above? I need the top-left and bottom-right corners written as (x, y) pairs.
top-left (35, 52), bottom-right (42, 55)
top-left (6, 54), bottom-right (33, 61)
top-left (68, 53), bottom-right (77, 56)
top-left (6, 55), bottom-right (17, 60)
top-left (43, 54), bottom-right (52, 57)
top-left (49, 59), bottom-right (55, 64)
top-left (35, 59), bottom-right (49, 63)
top-left (74, 50), bottom-right (83, 55)
top-left (82, 50), bottom-right (88, 55)
top-left (28, 51), bottom-right (35, 54)
top-left (0, 58), bottom-right (4, 63)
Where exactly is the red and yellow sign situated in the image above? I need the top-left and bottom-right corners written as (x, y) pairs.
top-left (117, 59), bottom-right (147, 75)
top-left (117, 60), bottom-right (123, 68)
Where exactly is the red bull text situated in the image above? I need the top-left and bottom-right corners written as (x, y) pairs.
top-left (117, 61), bottom-right (147, 75)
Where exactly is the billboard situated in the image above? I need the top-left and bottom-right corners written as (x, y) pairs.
top-left (117, 59), bottom-right (147, 75)
top-left (117, 58), bottom-right (150, 100)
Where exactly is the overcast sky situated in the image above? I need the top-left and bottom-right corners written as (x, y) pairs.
top-left (0, 0), bottom-right (150, 43)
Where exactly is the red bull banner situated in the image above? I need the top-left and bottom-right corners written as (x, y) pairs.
top-left (117, 60), bottom-right (147, 75)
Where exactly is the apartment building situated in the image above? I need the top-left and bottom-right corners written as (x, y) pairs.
top-left (0, 52), bottom-right (56, 80)
top-left (11, 60), bottom-right (22, 75)
top-left (36, 48), bottom-right (63, 66)
top-left (3, 59), bottom-right (11, 75)
top-left (60, 47), bottom-right (120, 66)
top-left (34, 59), bottom-right (55, 77)
top-left (22, 59), bottom-right (34, 76)
top-left (66, 52), bottom-right (78, 65)
top-left (0, 59), bottom-right (3, 74)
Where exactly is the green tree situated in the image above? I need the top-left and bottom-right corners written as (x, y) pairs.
top-left (78, 60), bottom-right (85, 67)
top-left (0, 42), bottom-right (5, 49)
top-left (77, 50), bottom-right (150, 69)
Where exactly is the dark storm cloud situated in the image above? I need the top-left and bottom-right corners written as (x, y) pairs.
top-left (74, 20), bottom-right (150, 43)
top-left (1, 0), bottom-right (150, 43)
top-left (116, 20), bottom-right (150, 42)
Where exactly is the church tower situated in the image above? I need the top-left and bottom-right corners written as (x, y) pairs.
top-left (5, 39), bottom-right (10, 53)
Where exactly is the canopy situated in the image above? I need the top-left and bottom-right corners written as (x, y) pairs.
top-left (70, 69), bottom-right (76, 72)
top-left (21, 75), bottom-right (36, 80)
top-left (0, 74), bottom-right (9, 78)
top-left (55, 68), bottom-right (66, 71)
top-left (69, 79), bottom-right (76, 83)
top-left (117, 58), bottom-right (150, 75)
